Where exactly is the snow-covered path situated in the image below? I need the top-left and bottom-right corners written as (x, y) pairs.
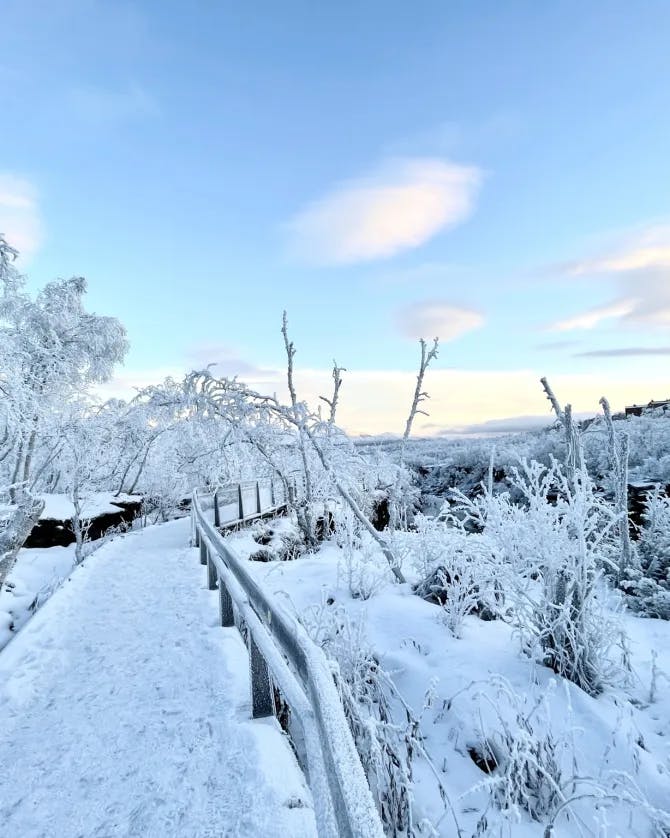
top-left (0, 518), bottom-right (316, 838)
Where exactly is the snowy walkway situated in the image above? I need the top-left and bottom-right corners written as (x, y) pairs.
top-left (0, 518), bottom-right (317, 838)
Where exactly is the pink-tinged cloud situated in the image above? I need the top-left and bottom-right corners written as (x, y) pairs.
top-left (285, 158), bottom-right (482, 265)
top-left (397, 300), bottom-right (485, 341)
top-left (555, 224), bottom-right (670, 331)
top-left (566, 225), bottom-right (670, 275)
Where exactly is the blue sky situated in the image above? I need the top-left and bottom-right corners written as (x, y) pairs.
top-left (1, 1), bottom-right (670, 433)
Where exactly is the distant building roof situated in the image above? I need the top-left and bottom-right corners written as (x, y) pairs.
top-left (625, 399), bottom-right (670, 416)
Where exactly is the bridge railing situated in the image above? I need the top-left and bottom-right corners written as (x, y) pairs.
top-left (191, 486), bottom-right (384, 838)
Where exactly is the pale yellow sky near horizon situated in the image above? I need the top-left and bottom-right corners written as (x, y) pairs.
top-left (97, 364), bottom-right (670, 437)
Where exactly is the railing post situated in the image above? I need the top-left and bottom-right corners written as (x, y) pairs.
top-left (194, 514), bottom-right (200, 547)
top-left (207, 555), bottom-right (217, 591)
top-left (199, 538), bottom-right (207, 566)
top-left (256, 480), bottom-right (262, 514)
top-left (213, 490), bottom-right (220, 527)
top-left (270, 478), bottom-right (276, 507)
top-left (237, 483), bottom-right (244, 520)
top-left (249, 633), bottom-right (275, 718)
top-left (219, 579), bottom-right (234, 627)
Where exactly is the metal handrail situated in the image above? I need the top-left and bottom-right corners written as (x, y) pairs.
top-left (191, 486), bottom-right (384, 838)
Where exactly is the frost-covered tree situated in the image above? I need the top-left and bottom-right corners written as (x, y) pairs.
top-left (0, 235), bottom-right (128, 499)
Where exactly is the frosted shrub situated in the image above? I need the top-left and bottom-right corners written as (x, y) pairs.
top-left (468, 680), bottom-right (563, 826)
top-left (408, 516), bottom-right (503, 636)
top-left (452, 459), bottom-right (625, 695)
top-left (335, 507), bottom-right (393, 599)
top-left (303, 605), bottom-right (417, 834)
top-left (621, 487), bottom-right (670, 619)
top-left (639, 487), bottom-right (670, 582)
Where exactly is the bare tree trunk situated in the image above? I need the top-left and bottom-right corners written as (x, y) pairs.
top-left (387, 338), bottom-right (439, 532)
top-left (21, 424), bottom-right (38, 486)
top-left (563, 404), bottom-right (584, 481)
top-left (403, 338), bottom-right (439, 440)
top-left (540, 376), bottom-right (564, 422)
top-left (600, 396), bottom-right (634, 580)
top-left (319, 360), bottom-right (346, 424)
top-left (29, 440), bottom-right (64, 491)
top-left (282, 311), bottom-right (316, 546)
top-left (127, 432), bottom-right (164, 495)
top-left (9, 437), bottom-right (25, 503)
top-left (0, 496), bottom-right (44, 589)
top-left (115, 447), bottom-right (142, 496)
top-left (300, 423), bottom-right (406, 583)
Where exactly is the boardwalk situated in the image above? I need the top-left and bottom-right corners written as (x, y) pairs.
top-left (0, 518), bottom-right (316, 838)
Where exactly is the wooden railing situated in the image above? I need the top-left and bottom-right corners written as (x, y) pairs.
top-left (191, 484), bottom-right (384, 838)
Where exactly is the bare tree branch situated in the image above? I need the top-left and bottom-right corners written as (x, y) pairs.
top-left (403, 337), bottom-right (439, 440)
top-left (319, 360), bottom-right (346, 424)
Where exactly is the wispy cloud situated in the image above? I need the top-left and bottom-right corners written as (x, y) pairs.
top-left (0, 173), bottom-right (42, 260)
top-left (547, 299), bottom-right (636, 332)
top-left (564, 225), bottom-right (670, 275)
top-left (397, 300), bottom-right (485, 341)
top-left (555, 225), bottom-right (670, 330)
top-left (285, 157), bottom-right (482, 265)
top-left (574, 346), bottom-right (670, 358)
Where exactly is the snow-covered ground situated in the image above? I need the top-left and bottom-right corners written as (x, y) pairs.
top-left (229, 524), bottom-right (670, 838)
top-left (0, 517), bottom-right (316, 838)
top-left (0, 541), bottom-right (77, 649)
top-left (37, 491), bottom-right (141, 521)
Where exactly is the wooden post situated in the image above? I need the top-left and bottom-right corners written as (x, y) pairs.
top-left (199, 538), bottom-right (207, 566)
top-left (194, 522), bottom-right (200, 548)
top-left (237, 483), bottom-right (244, 520)
top-left (256, 481), bottom-right (262, 514)
top-left (249, 633), bottom-right (275, 718)
top-left (207, 554), bottom-right (217, 591)
top-left (213, 491), bottom-right (220, 527)
top-left (219, 580), bottom-right (234, 627)
top-left (270, 478), bottom-right (276, 506)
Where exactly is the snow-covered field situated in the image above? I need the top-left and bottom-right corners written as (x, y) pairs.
top-left (0, 517), bottom-right (316, 838)
top-left (229, 522), bottom-right (670, 837)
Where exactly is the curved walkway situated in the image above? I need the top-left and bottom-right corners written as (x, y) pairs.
top-left (0, 517), bottom-right (316, 838)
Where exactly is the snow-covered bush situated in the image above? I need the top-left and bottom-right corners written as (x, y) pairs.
top-left (639, 487), bottom-right (670, 583)
top-left (620, 487), bottom-right (670, 618)
top-left (451, 459), bottom-right (626, 695)
top-left (303, 604), bottom-right (451, 835)
top-left (466, 679), bottom-right (563, 826)
top-left (332, 507), bottom-right (393, 599)
top-left (402, 516), bottom-right (503, 636)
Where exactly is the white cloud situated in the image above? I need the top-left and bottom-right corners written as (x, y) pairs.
top-left (547, 299), bottom-right (636, 332)
top-left (397, 300), bottom-right (484, 341)
top-left (555, 225), bottom-right (670, 331)
top-left (285, 157), bottom-right (482, 265)
top-left (0, 173), bottom-right (42, 260)
top-left (566, 225), bottom-right (670, 275)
